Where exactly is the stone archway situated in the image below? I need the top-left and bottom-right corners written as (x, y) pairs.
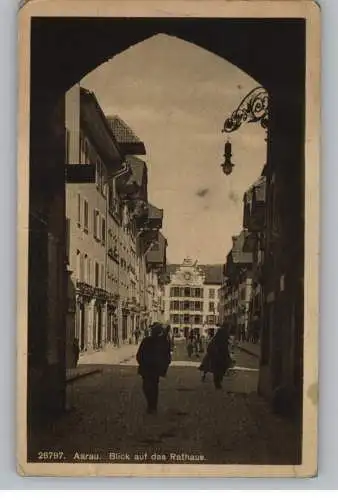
top-left (27, 16), bottom-right (306, 421)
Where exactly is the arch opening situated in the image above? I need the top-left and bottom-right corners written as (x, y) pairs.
top-left (27, 17), bottom-right (306, 465)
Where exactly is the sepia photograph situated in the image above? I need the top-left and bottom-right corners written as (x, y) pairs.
top-left (17, 0), bottom-right (320, 477)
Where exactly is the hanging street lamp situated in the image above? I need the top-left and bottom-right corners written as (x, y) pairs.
top-left (220, 86), bottom-right (269, 176)
top-left (221, 138), bottom-right (234, 176)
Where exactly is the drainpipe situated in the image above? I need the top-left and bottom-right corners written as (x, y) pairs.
top-left (106, 161), bottom-right (131, 346)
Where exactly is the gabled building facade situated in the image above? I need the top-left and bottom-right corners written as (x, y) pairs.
top-left (163, 259), bottom-right (223, 338)
top-left (220, 230), bottom-right (254, 340)
top-left (242, 175), bottom-right (267, 343)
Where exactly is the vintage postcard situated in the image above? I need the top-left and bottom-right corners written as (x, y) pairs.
top-left (17, 0), bottom-right (320, 477)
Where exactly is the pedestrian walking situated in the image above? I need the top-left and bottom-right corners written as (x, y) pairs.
top-left (186, 341), bottom-right (193, 358)
top-left (164, 324), bottom-right (174, 353)
top-left (198, 350), bottom-right (211, 382)
top-left (199, 324), bottom-right (232, 389)
top-left (133, 327), bottom-right (141, 345)
top-left (136, 322), bottom-right (171, 414)
top-left (72, 338), bottom-right (80, 368)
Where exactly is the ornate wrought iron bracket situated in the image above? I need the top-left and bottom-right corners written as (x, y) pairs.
top-left (222, 86), bottom-right (269, 134)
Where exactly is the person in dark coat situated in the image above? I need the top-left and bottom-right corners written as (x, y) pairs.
top-left (133, 327), bottom-right (141, 345)
top-left (136, 323), bottom-right (171, 414)
top-left (73, 338), bottom-right (80, 368)
top-left (164, 324), bottom-right (174, 353)
top-left (199, 324), bottom-right (232, 389)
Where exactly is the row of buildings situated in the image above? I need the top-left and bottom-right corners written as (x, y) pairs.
top-left (219, 176), bottom-right (266, 343)
top-left (219, 161), bottom-right (303, 418)
top-left (64, 84), bottom-right (168, 367)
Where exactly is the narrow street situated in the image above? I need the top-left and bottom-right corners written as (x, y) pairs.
top-left (28, 343), bottom-right (301, 465)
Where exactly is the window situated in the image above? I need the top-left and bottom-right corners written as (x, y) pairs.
top-left (65, 218), bottom-right (70, 263)
top-left (209, 301), bottom-right (215, 312)
top-left (194, 315), bottom-right (202, 325)
top-left (183, 301), bottom-right (190, 311)
top-left (184, 287), bottom-right (191, 297)
top-left (93, 210), bottom-right (100, 240)
top-left (170, 300), bottom-right (179, 310)
top-left (109, 180), bottom-right (120, 215)
top-left (194, 288), bottom-right (203, 298)
top-left (80, 135), bottom-right (84, 163)
top-left (76, 250), bottom-right (81, 280)
top-left (101, 264), bottom-right (105, 288)
top-left (83, 139), bottom-right (90, 164)
top-left (84, 255), bottom-right (88, 282)
top-left (96, 157), bottom-right (102, 190)
top-left (170, 314), bottom-right (180, 324)
top-left (87, 258), bottom-right (91, 285)
top-left (83, 200), bottom-right (89, 232)
top-left (77, 194), bottom-right (81, 227)
top-left (170, 287), bottom-right (180, 297)
top-left (207, 315), bottom-right (216, 324)
top-left (209, 289), bottom-right (215, 299)
top-left (101, 217), bottom-right (106, 245)
top-left (95, 262), bottom-right (100, 287)
top-left (79, 254), bottom-right (84, 282)
top-left (183, 314), bottom-right (190, 324)
top-left (65, 128), bottom-right (70, 163)
top-left (101, 167), bottom-right (106, 197)
top-left (194, 301), bottom-right (202, 311)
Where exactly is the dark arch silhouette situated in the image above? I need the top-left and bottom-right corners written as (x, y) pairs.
top-left (31, 17), bottom-right (305, 97)
top-left (27, 17), bottom-right (306, 439)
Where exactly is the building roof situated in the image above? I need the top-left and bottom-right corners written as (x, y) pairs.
top-left (253, 177), bottom-right (266, 203)
top-left (106, 115), bottom-right (146, 155)
top-left (231, 230), bottom-right (253, 264)
top-left (148, 203), bottom-right (163, 221)
top-left (146, 231), bottom-right (167, 266)
top-left (166, 264), bottom-right (180, 276)
top-left (244, 176), bottom-right (267, 203)
top-left (164, 262), bottom-right (223, 285)
top-left (80, 88), bottom-right (123, 168)
top-left (199, 264), bottom-right (224, 285)
top-left (224, 231), bottom-right (253, 279)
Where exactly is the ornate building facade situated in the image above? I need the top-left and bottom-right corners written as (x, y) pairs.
top-left (163, 258), bottom-right (223, 338)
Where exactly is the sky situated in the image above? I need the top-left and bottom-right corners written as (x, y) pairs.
top-left (82, 34), bottom-right (267, 265)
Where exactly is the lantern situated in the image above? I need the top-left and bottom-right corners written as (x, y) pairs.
top-left (221, 139), bottom-right (234, 175)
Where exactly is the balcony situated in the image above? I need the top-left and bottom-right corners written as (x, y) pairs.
top-left (107, 247), bottom-right (119, 263)
top-left (142, 203), bottom-right (163, 231)
top-left (76, 281), bottom-right (95, 299)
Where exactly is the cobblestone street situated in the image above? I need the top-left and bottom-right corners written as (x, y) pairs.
top-left (28, 344), bottom-right (301, 466)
